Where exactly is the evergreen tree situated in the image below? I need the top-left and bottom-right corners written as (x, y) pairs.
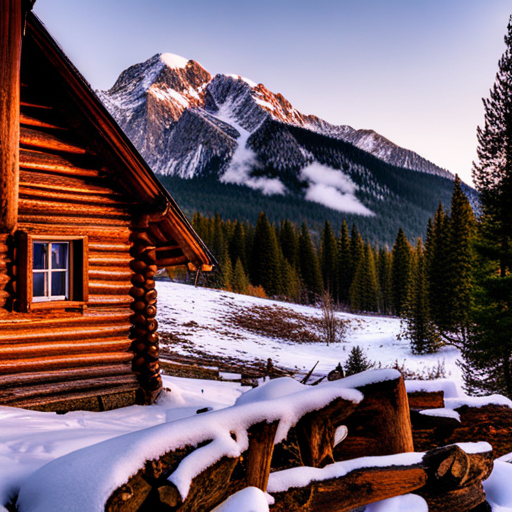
top-left (425, 204), bottom-right (451, 331)
top-left (391, 228), bottom-right (412, 316)
top-left (232, 257), bottom-right (249, 294)
top-left (377, 246), bottom-right (393, 314)
top-left (229, 221), bottom-right (248, 273)
top-left (459, 16), bottom-right (512, 397)
top-left (444, 176), bottom-right (476, 341)
top-left (349, 242), bottom-right (379, 312)
top-left (349, 224), bottom-right (365, 286)
top-left (279, 219), bottom-right (299, 269)
top-left (320, 221), bottom-right (338, 299)
top-left (338, 219), bottom-right (352, 306)
top-left (298, 222), bottom-right (323, 303)
top-left (251, 212), bottom-right (283, 296)
top-left (345, 345), bottom-right (374, 376)
top-left (403, 239), bottom-right (440, 354)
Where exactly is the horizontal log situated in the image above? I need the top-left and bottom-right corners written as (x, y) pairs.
top-left (89, 268), bottom-right (133, 281)
top-left (19, 148), bottom-right (99, 177)
top-left (20, 126), bottom-right (87, 154)
top-left (408, 391), bottom-right (445, 409)
top-left (89, 242), bottom-right (132, 252)
top-left (89, 254), bottom-right (132, 266)
top-left (155, 244), bottom-right (181, 252)
top-left (19, 170), bottom-right (123, 198)
top-left (0, 337), bottom-right (131, 361)
top-left (20, 101), bottom-right (53, 110)
top-left (20, 112), bottom-right (67, 130)
top-left (0, 323), bottom-right (130, 344)
top-left (0, 363), bottom-right (133, 388)
top-left (13, 382), bottom-right (138, 411)
top-left (19, 214), bottom-right (132, 228)
top-left (19, 197), bottom-right (132, 219)
top-left (0, 374), bottom-right (138, 403)
top-left (156, 255), bottom-right (188, 267)
top-left (19, 186), bottom-right (136, 208)
top-left (0, 309), bottom-right (130, 330)
top-left (0, 351), bottom-right (133, 375)
top-left (17, 222), bottom-right (131, 240)
top-left (88, 282), bottom-right (131, 295)
top-left (88, 295), bottom-right (133, 306)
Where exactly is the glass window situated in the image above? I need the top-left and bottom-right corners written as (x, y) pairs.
top-left (32, 241), bottom-right (70, 302)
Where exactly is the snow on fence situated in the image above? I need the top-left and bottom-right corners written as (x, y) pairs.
top-left (15, 369), bottom-right (508, 512)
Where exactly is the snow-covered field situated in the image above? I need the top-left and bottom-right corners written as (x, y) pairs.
top-left (157, 281), bottom-right (464, 388)
top-left (1, 281), bottom-right (512, 512)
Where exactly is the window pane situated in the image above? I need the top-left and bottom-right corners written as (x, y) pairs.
top-left (51, 271), bottom-right (67, 298)
top-left (52, 243), bottom-right (68, 270)
top-left (33, 272), bottom-right (46, 297)
top-left (33, 243), bottom-right (48, 270)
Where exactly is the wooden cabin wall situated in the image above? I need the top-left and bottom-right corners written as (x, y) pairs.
top-left (0, 35), bottom-right (158, 412)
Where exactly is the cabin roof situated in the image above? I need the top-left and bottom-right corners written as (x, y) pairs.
top-left (24, 12), bottom-right (216, 272)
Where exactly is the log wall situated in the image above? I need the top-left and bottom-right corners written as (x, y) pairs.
top-left (0, 38), bottom-right (163, 411)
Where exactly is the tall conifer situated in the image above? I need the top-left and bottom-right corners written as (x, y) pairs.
top-left (350, 242), bottom-right (379, 312)
top-left (391, 228), bottom-right (412, 316)
top-left (320, 221), bottom-right (338, 299)
top-left (338, 220), bottom-right (352, 306)
top-left (298, 222), bottom-right (323, 303)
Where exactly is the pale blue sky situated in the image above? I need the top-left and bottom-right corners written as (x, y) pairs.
top-left (34, 0), bottom-right (512, 185)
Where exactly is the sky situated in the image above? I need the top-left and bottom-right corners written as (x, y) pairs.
top-left (33, 0), bottom-right (512, 186)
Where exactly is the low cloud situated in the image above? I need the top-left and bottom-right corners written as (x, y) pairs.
top-left (300, 162), bottom-right (374, 216)
top-left (220, 145), bottom-right (286, 196)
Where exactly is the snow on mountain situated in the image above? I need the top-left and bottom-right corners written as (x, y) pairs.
top-left (98, 53), bottom-right (471, 220)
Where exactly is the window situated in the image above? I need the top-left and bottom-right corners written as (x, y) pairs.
top-left (18, 233), bottom-right (89, 311)
top-left (33, 241), bottom-right (70, 301)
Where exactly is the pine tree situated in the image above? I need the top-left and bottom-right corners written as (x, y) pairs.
top-left (349, 242), bottom-right (379, 312)
top-left (298, 222), bottom-right (323, 303)
top-left (232, 257), bottom-right (249, 294)
top-left (391, 228), bottom-right (412, 316)
top-left (345, 345), bottom-right (374, 376)
top-left (229, 221), bottom-right (247, 273)
top-left (320, 221), bottom-right (338, 299)
top-left (403, 239), bottom-right (440, 354)
top-left (444, 176), bottom-right (476, 341)
top-left (251, 212), bottom-right (283, 296)
top-left (337, 219), bottom-right (352, 306)
top-left (279, 219), bottom-right (299, 269)
top-left (377, 246), bottom-right (393, 314)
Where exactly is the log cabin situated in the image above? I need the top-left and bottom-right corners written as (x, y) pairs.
top-left (0, 1), bottom-right (215, 412)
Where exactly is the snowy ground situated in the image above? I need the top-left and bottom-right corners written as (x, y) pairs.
top-left (157, 281), bottom-right (464, 389)
top-left (1, 281), bottom-right (511, 511)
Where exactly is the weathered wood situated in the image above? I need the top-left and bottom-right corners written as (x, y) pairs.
top-left (270, 444), bottom-right (493, 512)
top-left (156, 255), bottom-right (189, 267)
top-left (0, 337), bottom-right (131, 362)
top-left (296, 396), bottom-right (360, 468)
top-left (20, 112), bottom-right (67, 130)
top-left (89, 254), bottom-right (132, 266)
top-left (18, 213), bottom-right (132, 227)
top-left (245, 421), bottom-right (279, 491)
top-left (20, 126), bottom-right (87, 154)
top-left (19, 148), bottom-right (100, 177)
top-left (334, 375), bottom-right (414, 461)
top-left (0, 0), bottom-right (22, 232)
top-left (88, 282), bottom-right (132, 295)
top-left (408, 390), bottom-right (444, 409)
top-left (90, 268), bottom-right (133, 281)
top-left (0, 374), bottom-right (137, 403)
top-left (0, 351), bottom-right (133, 375)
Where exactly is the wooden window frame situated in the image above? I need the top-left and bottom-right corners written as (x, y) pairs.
top-left (19, 233), bottom-right (89, 311)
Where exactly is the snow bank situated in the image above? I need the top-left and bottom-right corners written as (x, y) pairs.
top-left (211, 487), bottom-right (269, 512)
top-left (419, 408), bottom-right (461, 421)
top-left (445, 394), bottom-right (512, 409)
top-left (484, 460), bottom-right (512, 512)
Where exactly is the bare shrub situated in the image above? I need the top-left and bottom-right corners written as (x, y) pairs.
top-left (320, 291), bottom-right (347, 345)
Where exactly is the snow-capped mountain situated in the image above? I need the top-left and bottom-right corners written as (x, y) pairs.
top-left (98, 53), bottom-right (475, 243)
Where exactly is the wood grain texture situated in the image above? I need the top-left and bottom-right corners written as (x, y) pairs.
top-left (0, 0), bottom-right (22, 232)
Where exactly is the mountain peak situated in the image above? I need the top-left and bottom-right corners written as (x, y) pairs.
top-left (160, 53), bottom-right (191, 70)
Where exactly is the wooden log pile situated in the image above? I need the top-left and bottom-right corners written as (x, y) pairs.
top-left (103, 373), bottom-right (501, 512)
top-left (407, 388), bottom-right (512, 458)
